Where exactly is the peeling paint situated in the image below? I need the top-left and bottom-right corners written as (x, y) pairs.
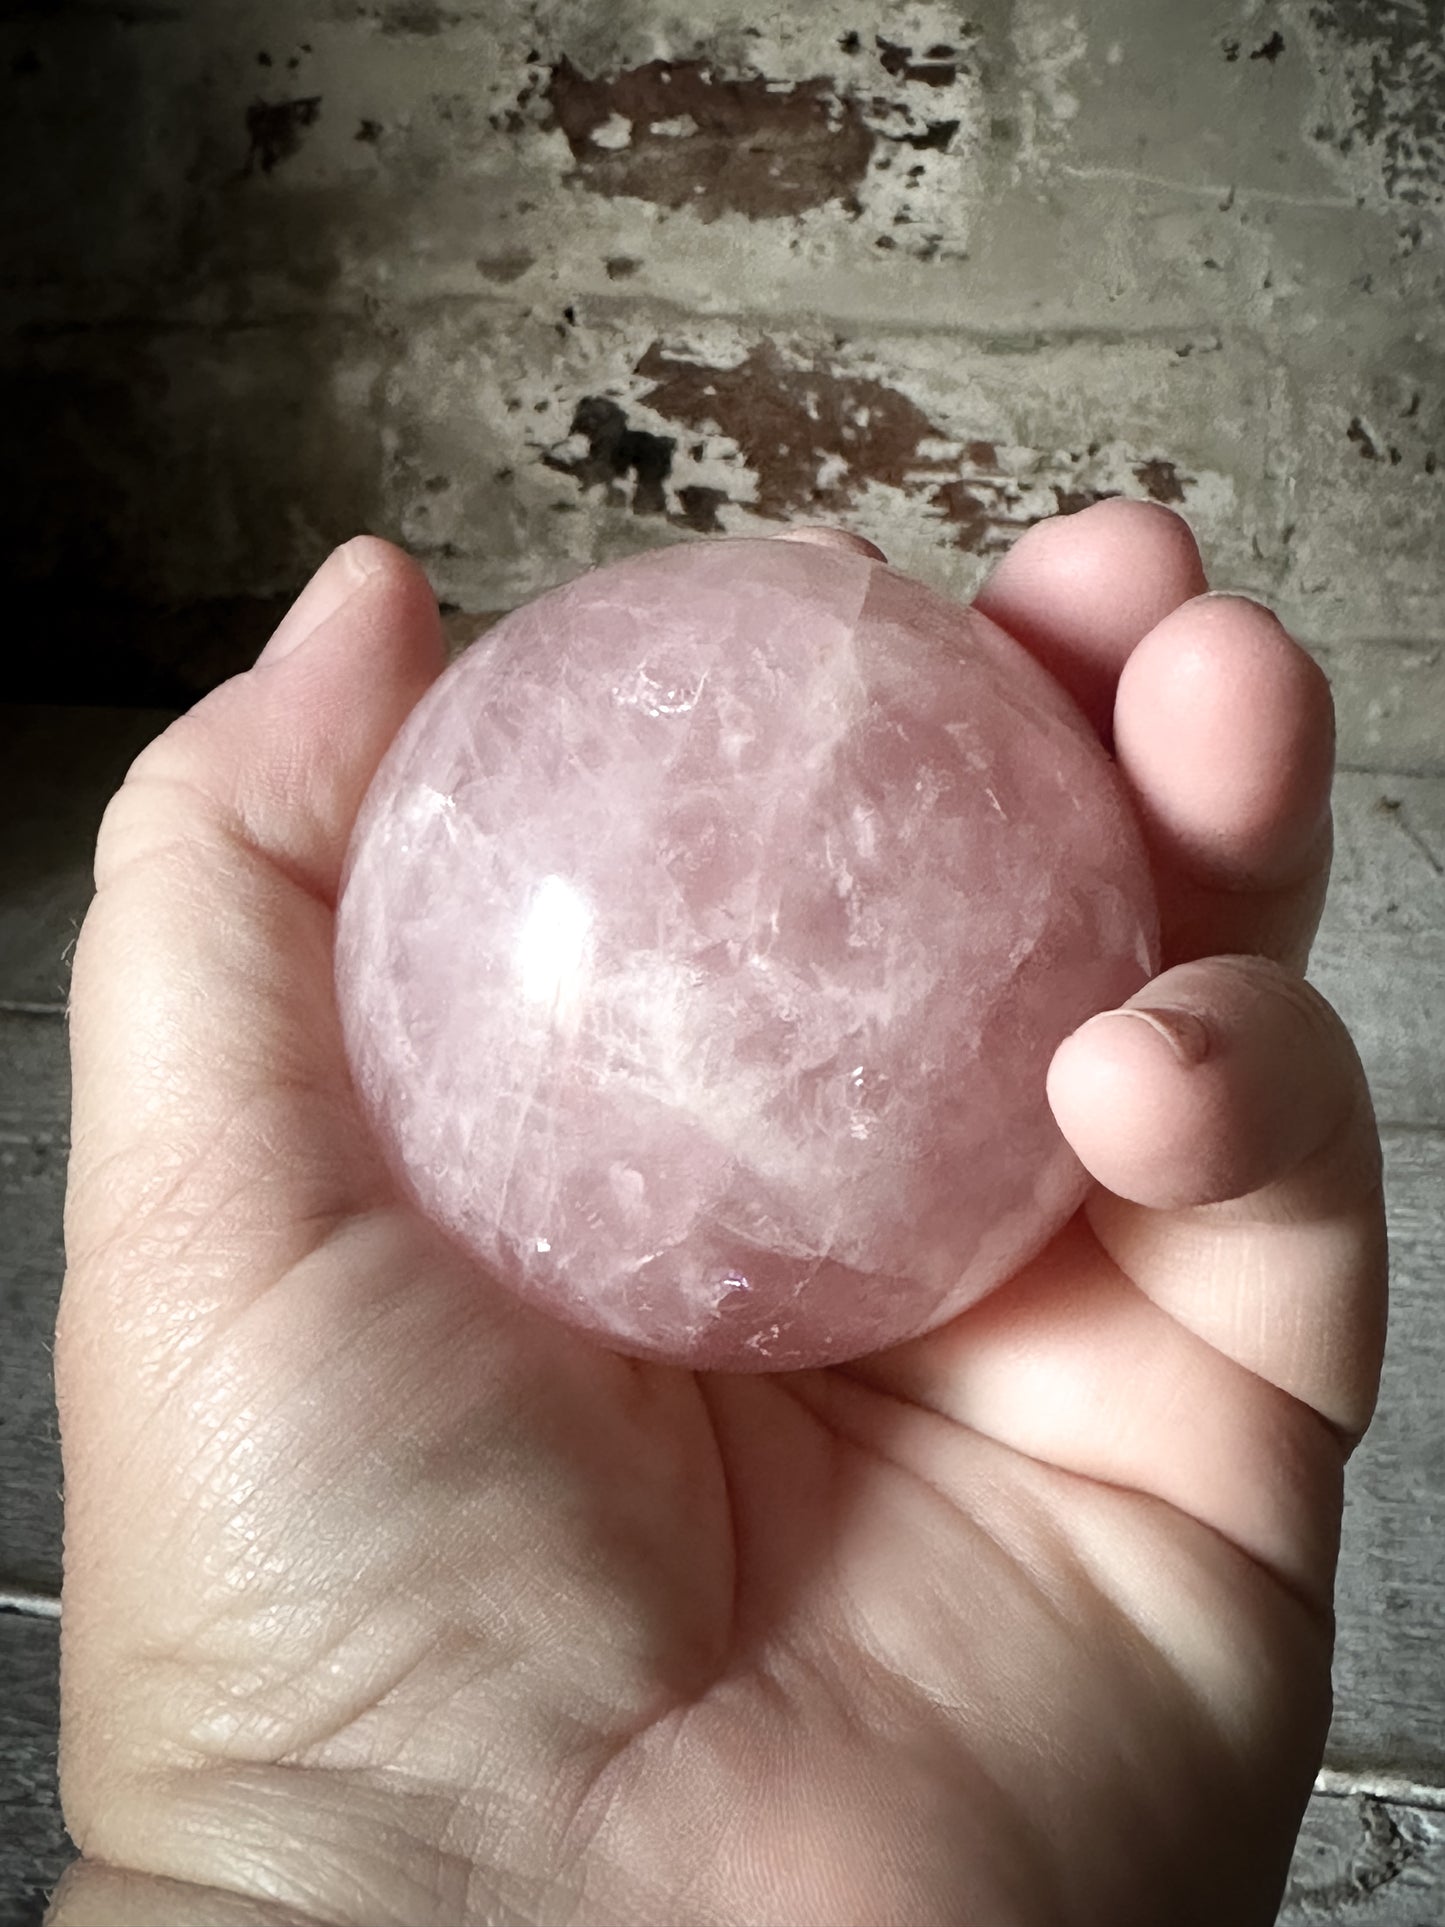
top-left (7, 0), bottom-right (1441, 703)
top-left (1051, 484), bottom-right (1122, 516)
top-left (543, 396), bottom-right (676, 515)
top-left (876, 34), bottom-right (963, 87)
top-left (478, 25), bottom-right (990, 261)
top-left (1223, 29), bottom-right (1287, 64)
top-left (1306, 0), bottom-right (1445, 209)
top-left (673, 483), bottom-right (730, 532)
top-left (539, 57), bottom-right (875, 220)
top-left (633, 337), bottom-right (952, 518)
top-left (928, 476), bottom-right (1034, 551)
top-left (243, 95), bottom-right (322, 176)
top-left (1133, 456), bottom-right (1192, 503)
top-left (524, 325), bottom-right (1216, 558)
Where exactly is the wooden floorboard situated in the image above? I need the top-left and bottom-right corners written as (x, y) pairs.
top-left (1330, 1127), bottom-right (1445, 1773)
top-left (1282, 1790), bottom-right (1445, 1924)
top-left (0, 1015), bottom-right (67, 1598)
top-left (0, 1615), bottom-right (70, 1927)
top-left (1310, 772), bottom-right (1445, 1133)
top-left (0, 708), bottom-right (172, 1011)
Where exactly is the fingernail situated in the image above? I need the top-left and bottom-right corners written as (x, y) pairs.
top-left (1092, 1004), bottom-right (1212, 1066)
top-left (257, 537), bottom-right (386, 665)
top-left (771, 527), bottom-right (888, 562)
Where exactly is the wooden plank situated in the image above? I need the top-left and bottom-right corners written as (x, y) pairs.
top-left (0, 716), bottom-right (84, 1599)
top-left (0, 307), bottom-right (1290, 665)
top-left (0, 1613), bottom-right (70, 1927)
top-left (1327, 777), bottom-right (1445, 946)
top-left (1310, 773), bottom-right (1445, 1132)
top-left (0, 707), bottom-right (172, 1007)
top-left (0, 1015), bottom-right (67, 1597)
top-left (5, 303), bottom-right (1442, 704)
top-left (1327, 1128), bottom-right (1445, 1774)
top-left (1283, 1792), bottom-right (1445, 1924)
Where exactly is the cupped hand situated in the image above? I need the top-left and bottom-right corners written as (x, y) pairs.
top-left (49, 504), bottom-right (1386, 1927)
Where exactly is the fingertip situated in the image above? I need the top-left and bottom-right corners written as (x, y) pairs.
top-left (1048, 1004), bottom-right (1233, 1210)
top-left (975, 498), bottom-right (1208, 736)
top-left (1047, 959), bottom-right (1359, 1211)
top-left (118, 535), bottom-right (446, 905)
top-left (1114, 594), bottom-right (1335, 889)
top-left (255, 536), bottom-right (413, 668)
top-left (1065, 958), bottom-right (1386, 1441)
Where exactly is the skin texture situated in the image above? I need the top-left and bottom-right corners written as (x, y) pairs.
top-left (49, 503), bottom-right (1387, 1927)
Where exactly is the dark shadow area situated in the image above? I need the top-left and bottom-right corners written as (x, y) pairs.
top-left (0, 5), bottom-right (381, 704)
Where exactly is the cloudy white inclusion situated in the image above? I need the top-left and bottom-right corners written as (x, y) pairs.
top-left (516, 875), bottom-right (593, 1015)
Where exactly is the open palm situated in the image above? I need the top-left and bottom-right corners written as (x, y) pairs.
top-left (51, 506), bottom-right (1386, 1927)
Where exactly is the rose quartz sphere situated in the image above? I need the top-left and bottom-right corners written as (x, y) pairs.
top-left (336, 538), bottom-right (1157, 1370)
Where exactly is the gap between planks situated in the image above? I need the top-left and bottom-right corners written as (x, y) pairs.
top-left (0, 1589), bottom-right (60, 1620)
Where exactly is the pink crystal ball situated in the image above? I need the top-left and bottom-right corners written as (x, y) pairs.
top-left (336, 537), bottom-right (1158, 1371)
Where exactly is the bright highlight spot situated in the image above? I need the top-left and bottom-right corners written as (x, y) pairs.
top-left (516, 875), bottom-right (593, 1015)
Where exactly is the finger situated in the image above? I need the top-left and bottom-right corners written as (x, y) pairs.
top-left (115, 536), bottom-right (447, 907)
top-left (66, 538), bottom-right (445, 1272)
top-left (974, 498), bottom-right (1208, 738)
top-left (1047, 955), bottom-right (1387, 1441)
top-left (848, 956), bottom-right (1383, 1605)
top-left (1113, 594), bottom-right (1335, 969)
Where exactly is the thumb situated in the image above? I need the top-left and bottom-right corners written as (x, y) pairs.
top-left (64, 536), bottom-right (444, 1291)
top-left (113, 536), bottom-right (447, 906)
top-left (1047, 956), bottom-right (1388, 1440)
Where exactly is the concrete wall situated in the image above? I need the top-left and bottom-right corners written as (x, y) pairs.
top-left (2, 0), bottom-right (1441, 740)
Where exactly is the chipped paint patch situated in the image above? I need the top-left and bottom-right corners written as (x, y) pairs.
top-left (539, 57), bottom-right (875, 220)
top-left (1305, 0), bottom-right (1445, 211)
top-left (524, 332), bottom-right (1213, 557)
top-left (244, 95), bottom-right (322, 175)
top-left (492, 19), bottom-right (989, 259)
top-left (1133, 456), bottom-right (1193, 504)
top-left (543, 397), bottom-right (675, 515)
top-left (634, 338), bottom-right (953, 517)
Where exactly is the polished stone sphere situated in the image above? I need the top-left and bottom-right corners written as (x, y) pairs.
top-left (336, 537), bottom-right (1157, 1369)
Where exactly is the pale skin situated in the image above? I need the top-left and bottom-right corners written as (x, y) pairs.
top-left (49, 502), bottom-right (1387, 1927)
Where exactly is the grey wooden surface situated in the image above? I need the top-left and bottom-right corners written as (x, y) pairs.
top-left (0, 1618), bottom-right (67, 1927)
top-left (2, 691), bottom-right (1443, 1923)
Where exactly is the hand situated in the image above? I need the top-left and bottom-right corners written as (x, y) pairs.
top-left (50, 504), bottom-right (1386, 1927)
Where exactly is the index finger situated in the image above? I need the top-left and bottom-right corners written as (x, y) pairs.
top-left (1112, 593), bottom-right (1335, 970)
top-left (977, 501), bottom-right (1334, 970)
top-left (974, 497), bottom-right (1209, 739)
